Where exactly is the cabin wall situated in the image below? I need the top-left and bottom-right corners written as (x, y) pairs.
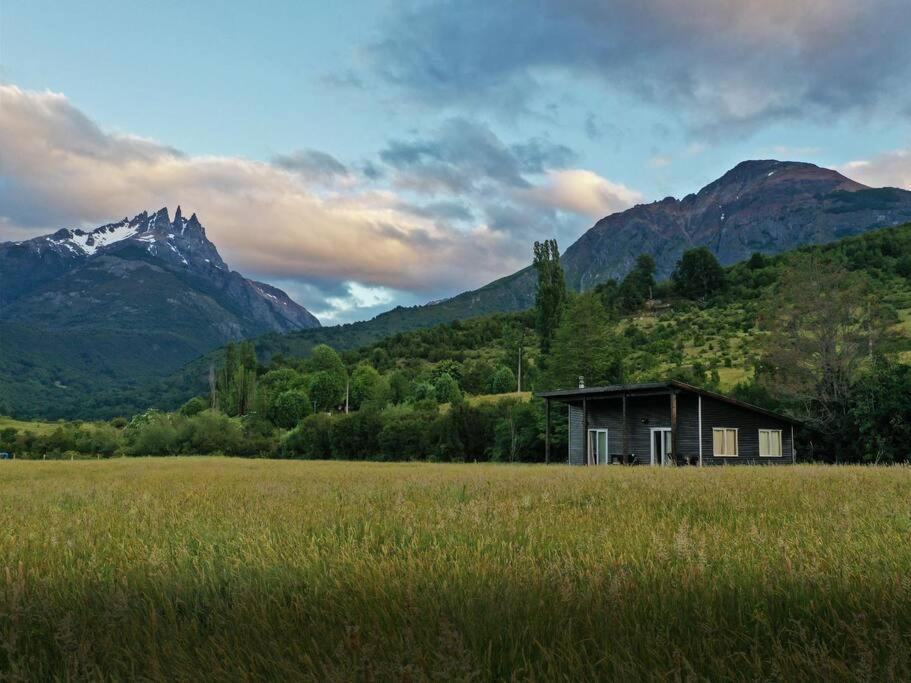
top-left (566, 391), bottom-right (794, 465)
top-left (699, 395), bottom-right (795, 465)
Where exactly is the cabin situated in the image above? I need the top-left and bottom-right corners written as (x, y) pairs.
top-left (536, 380), bottom-right (797, 465)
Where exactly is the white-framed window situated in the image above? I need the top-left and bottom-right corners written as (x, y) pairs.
top-left (759, 429), bottom-right (783, 457)
top-left (713, 427), bottom-right (738, 457)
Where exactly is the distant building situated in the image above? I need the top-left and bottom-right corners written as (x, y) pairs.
top-left (537, 380), bottom-right (797, 465)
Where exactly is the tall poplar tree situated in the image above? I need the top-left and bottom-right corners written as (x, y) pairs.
top-left (533, 239), bottom-right (567, 354)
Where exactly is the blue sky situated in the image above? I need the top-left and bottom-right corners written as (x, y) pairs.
top-left (2, 0), bottom-right (910, 323)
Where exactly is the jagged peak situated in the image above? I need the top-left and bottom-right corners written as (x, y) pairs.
top-left (173, 205), bottom-right (183, 225)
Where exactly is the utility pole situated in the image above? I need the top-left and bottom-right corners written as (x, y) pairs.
top-left (345, 375), bottom-right (350, 414)
top-left (517, 344), bottom-right (522, 393)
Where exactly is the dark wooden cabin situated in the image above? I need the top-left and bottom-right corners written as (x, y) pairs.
top-left (537, 380), bottom-right (797, 465)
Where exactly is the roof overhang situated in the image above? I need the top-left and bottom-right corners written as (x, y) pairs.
top-left (536, 380), bottom-right (800, 424)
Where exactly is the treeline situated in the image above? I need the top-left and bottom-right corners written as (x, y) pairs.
top-left (1, 397), bottom-right (557, 463)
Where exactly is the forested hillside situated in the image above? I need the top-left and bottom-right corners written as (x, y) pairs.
top-left (5, 223), bottom-right (911, 463)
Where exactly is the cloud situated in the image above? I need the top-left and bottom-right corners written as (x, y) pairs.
top-left (367, 0), bottom-right (911, 130)
top-left (0, 85), bottom-right (641, 321)
top-left (271, 149), bottom-right (349, 184)
top-left (520, 169), bottom-right (643, 219)
top-left (379, 117), bottom-right (574, 194)
top-left (0, 85), bottom-right (511, 297)
top-left (837, 150), bottom-right (911, 190)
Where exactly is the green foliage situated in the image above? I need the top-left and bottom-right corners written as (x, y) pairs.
top-left (181, 410), bottom-right (243, 454)
top-left (848, 360), bottom-right (911, 463)
top-left (546, 294), bottom-right (625, 389)
top-left (329, 410), bottom-right (384, 460)
top-left (461, 359), bottom-right (495, 394)
top-left (124, 411), bottom-right (183, 456)
top-left (308, 371), bottom-right (345, 412)
top-left (533, 239), bottom-right (567, 354)
top-left (270, 389), bottom-right (312, 429)
top-left (672, 247), bottom-right (726, 301)
top-left (282, 413), bottom-right (332, 458)
top-left (617, 254), bottom-right (657, 312)
top-left (492, 399), bottom-right (542, 462)
top-left (214, 342), bottom-right (258, 416)
top-left (350, 364), bottom-right (383, 409)
top-left (377, 406), bottom-right (434, 460)
top-left (387, 370), bottom-right (412, 405)
top-left (434, 373), bottom-right (462, 404)
top-left (179, 396), bottom-right (208, 417)
top-left (489, 366), bottom-right (517, 394)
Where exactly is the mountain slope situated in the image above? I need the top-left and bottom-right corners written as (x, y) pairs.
top-left (382, 160), bottom-right (911, 323)
top-left (0, 208), bottom-right (319, 418)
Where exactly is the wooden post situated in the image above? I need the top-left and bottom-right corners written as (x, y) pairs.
top-left (669, 391), bottom-right (678, 466)
top-left (544, 398), bottom-right (551, 464)
top-left (622, 394), bottom-right (630, 465)
top-left (582, 398), bottom-right (589, 465)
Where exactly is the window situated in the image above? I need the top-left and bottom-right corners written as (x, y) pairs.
top-left (759, 429), bottom-right (783, 457)
top-left (713, 428), bottom-right (738, 456)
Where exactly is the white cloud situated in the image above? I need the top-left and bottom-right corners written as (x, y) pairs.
top-left (837, 150), bottom-right (911, 190)
top-left (521, 169), bottom-right (643, 219)
top-left (0, 86), bottom-right (514, 295)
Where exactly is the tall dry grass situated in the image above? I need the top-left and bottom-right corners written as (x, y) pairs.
top-left (2, 459), bottom-right (910, 680)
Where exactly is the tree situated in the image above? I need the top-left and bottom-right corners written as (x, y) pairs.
top-left (672, 247), bottom-right (725, 302)
top-left (271, 389), bottom-right (312, 429)
top-left (350, 364), bottom-right (382, 409)
top-left (213, 341), bottom-right (258, 416)
top-left (758, 256), bottom-right (888, 453)
top-left (618, 254), bottom-right (656, 312)
top-left (533, 239), bottom-right (567, 354)
top-left (489, 366), bottom-right (517, 394)
top-left (435, 373), bottom-right (462, 404)
top-left (309, 371), bottom-right (346, 412)
top-left (308, 344), bottom-right (347, 379)
top-left (461, 359), bottom-right (495, 395)
top-left (492, 400), bottom-right (542, 462)
top-left (848, 360), bottom-right (911, 463)
top-left (388, 370), bottom-right (412, 405)
top-left (545, 293), bottom-right (625, 389)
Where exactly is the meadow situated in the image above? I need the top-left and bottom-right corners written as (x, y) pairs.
top-left (2, 459), bottom-right (911, 681)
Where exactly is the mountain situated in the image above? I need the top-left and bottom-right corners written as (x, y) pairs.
top-left (0, 208), bottom-right (319, 418)
top-left (370, 160), bottom-right (911, 323)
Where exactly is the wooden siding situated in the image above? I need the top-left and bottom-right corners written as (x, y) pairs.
top-left (566, 390), bottom-right (794, 466)
top-left (568, 404), bottom-right (584, 465)
top-left (699, 394), bottom-right (794, 465)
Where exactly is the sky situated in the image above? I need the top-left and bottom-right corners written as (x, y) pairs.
top-left (2, 0), bottom-right (911, 324)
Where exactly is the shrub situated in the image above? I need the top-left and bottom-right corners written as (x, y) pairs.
top-left (282, 413), bottom-right (333, 459)
top-left (179, 396), bottom-right (208, 417)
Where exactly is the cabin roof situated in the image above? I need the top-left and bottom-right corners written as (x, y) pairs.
top-left (536, 380), bottom-right (799, 424)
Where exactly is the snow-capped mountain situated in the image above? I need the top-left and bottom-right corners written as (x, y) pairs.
top-left (0, 207), bottom-right (320, 418)
top-left (0, 207), bottom-right (319, 332)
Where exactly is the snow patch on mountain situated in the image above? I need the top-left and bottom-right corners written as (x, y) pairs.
top-left (57, 220), bottom-right (138, 255)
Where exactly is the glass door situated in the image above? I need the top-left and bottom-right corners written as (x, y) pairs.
top-left (651, 428), bottom-right (672, 465)
top-left (587, 429), bottom-right (609, 465)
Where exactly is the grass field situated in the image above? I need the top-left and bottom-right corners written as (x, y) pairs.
top-left (2, 459), bottom-right (911, 680)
